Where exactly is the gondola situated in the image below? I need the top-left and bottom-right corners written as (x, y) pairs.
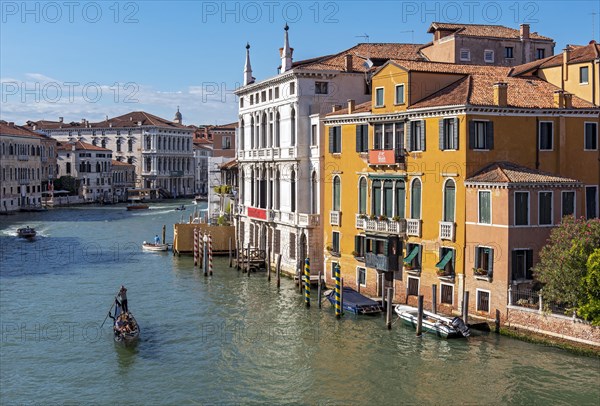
top-left (112, 301), bottom-right (140, 343)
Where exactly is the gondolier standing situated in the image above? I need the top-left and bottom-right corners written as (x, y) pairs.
top-left (117, 285), bottom-right (128, 313)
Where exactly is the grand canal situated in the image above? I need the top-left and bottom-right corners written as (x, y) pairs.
top-left (1, 202), bottom-right (599, 405)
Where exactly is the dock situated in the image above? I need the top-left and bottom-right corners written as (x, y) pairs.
top-left (172, 223), bottom-right (235, 255)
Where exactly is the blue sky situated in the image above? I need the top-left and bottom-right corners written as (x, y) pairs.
top-left (1, 0), bottom-right (598, 125)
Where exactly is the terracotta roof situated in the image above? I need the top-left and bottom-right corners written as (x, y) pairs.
top-left (510, 42), bottom-right (600, 76)
top-left (219, 159), bottom-right (238, 170)
top-left (0, 121), bottom-right (46, 138)
top-left (410, 76), bottom-right (471, 109)
top-left (428, 22), bottom-right (553, 41)
top-left (32, 111), bottom-right (189, 130)
top-left (111, 160), bottom-right (134, 167)
top-left (57, 141), bottom-right (111, 152)
top-left (326, 100), bottom-right (372, 116)
top-left (465, 162), bottom-right (581, 185)
top-left (294, 43), bottom-right (426, 72)
top-left (193, 138), bottom-right (213, 146)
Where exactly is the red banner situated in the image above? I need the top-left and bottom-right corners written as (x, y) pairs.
top-left (247, 207), bottom-right (267, 220)
top-left (369, 150), bottom-right (395, 165)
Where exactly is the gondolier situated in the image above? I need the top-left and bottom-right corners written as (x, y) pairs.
top-left (154, 234), bottom-right (161, 244)
top-left (117, 285), bottom-right (128, 313)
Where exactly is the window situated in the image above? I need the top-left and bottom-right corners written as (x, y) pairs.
top-left (478, 190), bottom-right (491, 224)
top-left (289, 232), bottom-right (296, 260)
top-left (443, 179), bottom-right (455, 222)
top-left (222, 136), bottom-right (231, 149)
top-left (586, 186), bottom-right (598, 219)
top-left (330, 262), bottom-right (339, 280)
top-left (408, 120), bottom-right (425, 152)
top-left (268, 89), bottom-right (272, 100)
top-left (585, 122), bottom-right (598, 150)
top-left (372, 180), bottom-right (381, 216)
top-left (373, 124), bottom-right (382, 150)
top-left (311, 124), bottom-right (317, 146)
top-left (407, 276), bottom-right (419, 296)
top-left (536, 48), bottom-right (545, 59)
top-left (440, 118), bottom-right (458, 150)
top-left (505, 46), bottom-right (514, 58)
top-left (355, 124), bottom-right (368, 152)
top-left (250, 95), bottom-right (254, 105)
top-left (469, 120), bottom-right (493, 150)
top-left (395, 84), bottom-right (405, 104)
top-left (116, 139), bottom-right (121, 152)
top-left (357, 267), bottom-right (366, 287)
top-left (512, 249), bottom-right (533, 281)
top-left (128, 139), bottom-right (133, 152)
top-left (515, 191), bottom-right (529, 225)
top-left (333, 176), bottom-right (341, 211)
top-left (240, 97), bottom-right (244, 108)
top-left (580, 66), bottom-right (589, 84)
top-left (274, 87), bottom-right (279, 98)
top-left (440, 284), bottom-right (453, 305)
top-left (289, 82), bottom-right (295, 95)
top-left (460, 48), bottom-right (470, 61)
top-left (539, 191), bottom-right (553, 225)
top-left (436, 247), bottom-right (455, 275)
top-left (329, 126), bottom-right (341, 153)
top-left (410, 179), bottom-right (421, 219)
top-left (475, 246), bottom-right (494, 276)
top-left (476, 290), bottom-right (490, 312)
top-left (562, 191), bottom-right (575, 218)
top-left (539, 121), bottom-right (553, 150)
top-left (66, 162), bottom-right (71, 174)
top-left (290, 170), bottom-right (296, 213)
top-left (358, 177), bottom-right (367, 214)
top-left (484, 50), bottom-right (494, 63)
top-left (261, 91), bottom-right (266, 102)
top-left (383, 180), bottom-right (393, 217)
top-left (315, 82), bottom-right (328, 94)
top-left (354, 235), bottom-right (365, 258)
top-left (332, 231), bottom-right (340, 254)
top-left (395, 181), bottom-right (405, 218)
top-left (375, 88), bottom-right (384, 107)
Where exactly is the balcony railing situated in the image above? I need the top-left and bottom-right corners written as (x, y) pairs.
top-left (18, 179), bottom-right (30, 185)
top-left (298, 213), bottom-right (319, 227)
top-left (365, 252), bottom-right (389, 272)
top-left (368, 149), bottom-right (405, 166)
top-left (18, 155), bottom-right (29, 161)
top-left (355, 214), bottom-right (406, 235)
top-left (439, 221), bottom-right (455, 241)
top-left (406, 219), bottom-right (421, 237)
top-left (330, 211), bottom-right (341, 226)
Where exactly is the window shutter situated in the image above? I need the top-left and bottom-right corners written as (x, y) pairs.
top-left (526, 250), bottom-right (533, 278)
top-left (417, 244), bottom-right (422, 267)
top-left (489, 248), bottom-right (494, 274)
top-left (329, 127), bottom-right (334, 153)
top-left (405, 121), bottom-right (411, 152)
top-left (475, 246), bottom-right (480, 269)
top-left (354, 236), bottom-right (360, 253)
top-left (420, 120), bottom-right (426, 151)
top-left (439, 119), bottom-right (445, 150)
top-left (383, 239), bottom-right (389, 256)
top-left (356, 125), bottom-right (362, 152)
top-left (511, 250), bottom-right (517, 280)
top-left (469, 120), bottom-right (475, 149)
top-left (486, 121), bottom-right (494, 150)
top-left (453, 118), bottom-right (459, 150)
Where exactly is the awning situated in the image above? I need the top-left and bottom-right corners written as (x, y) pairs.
top-left (436, 250), bottom-right (453, 269)
top-left (367, 174), bottom-right (406, 180)
top-left (403, 246), bottom-right (419, 263)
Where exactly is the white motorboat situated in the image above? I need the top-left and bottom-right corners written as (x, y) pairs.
top-left (142, 241), bottom-right (169, 252)
top-left (394, 304), bottom-right (470, 338)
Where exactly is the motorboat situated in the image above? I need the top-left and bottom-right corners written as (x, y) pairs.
top-left (126, 203), bottom-right (149, 210)
top-left (325, 287), bottom-right (383, 315)
top-left (394, 304), bottom-right (470, 338)
top-left (17, 226), bottom-right (37, 239)
top-left (142, 241), bottom-right (169, 252)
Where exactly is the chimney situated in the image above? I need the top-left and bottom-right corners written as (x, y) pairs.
top-left (347, 99), bottom-right (355, 114)
top-left (563, 47), bottom-right (571, 82)
top-left (493, 82), bottom-right (508, 107)
top-left (109, 122), bottom-right (113, 128)
top-left (137, 121), bottom-right (142, 126)
top-left (331, 104), bottom-right (342, 113)
top-left (59, 117), bottom-right (64, 123)
top-left (553, 90), bottom-right (565, 108)
top-left (563, 92), bottom-right (573, 108)
top-left (129, 116), bottom-right (133, 121)
top-left (8, 122), bottom-right (14, 127)
top-left (345, 54), bottom-right (353, 72)
top-left (520, 24), bottom-right (530, 39)
top-left (81, 118), bottom-right (85, 124)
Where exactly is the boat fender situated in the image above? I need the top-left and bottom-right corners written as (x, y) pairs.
top-left (143, 241), bottom-right (147, 244)
top-left (451, 316), bottom-right (471, 337)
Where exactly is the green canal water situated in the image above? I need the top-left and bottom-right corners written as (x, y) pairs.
top-left (1, 202), bottom-right (599, 405)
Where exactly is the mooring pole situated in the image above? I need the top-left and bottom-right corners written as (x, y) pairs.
top-left (334, 264), bottom-right (341, 319)
top-left (193, 227), bottom-right (198, 267)
top-left (432, 284), bottom-right (437, 314)
top-left (228, 237), bottom-right (232, 267)
top-left (208, 234), bottom-right (213, 276)
top-left (317, 271), bottom-right (322, 309)
top-left (416, 295), bottom-right (424, 336)
top-left (203, 235), bottom-right (208, 277)
top-left (340, 277), bottom-right (345, 317)
top-left (462, 291), bottom-right (470, 324)
top-left (495, 309), bottom-right (500, 333)
top-left (267, 247), bottom-right (271, 282)
top-left (304, 258), bottom-right (310, 308)
top-left (386, 287), bottom-right (393, 330)
top-left (381, 273), bottom-right (385, 308)
top-left (276, 254), bottom-right (281, 289)
top-left (162, 224), bottom-right (166, 246)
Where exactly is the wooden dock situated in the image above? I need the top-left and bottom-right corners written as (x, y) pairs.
top-left (234, 247), bottom-right (266, 272)
top-left (172, 224), bottom-right (235, 255)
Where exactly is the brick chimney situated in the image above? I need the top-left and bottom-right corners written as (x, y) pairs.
top-left (59, 117), bottom-right (64, 123)
top-left (331, 104), bottom-right (342, 113)
top-left (493, 82), bottom-right (508, 107)
top-left (564, 92), bottom-right (573, 108)
top-left (563, 47), bottom-right (571, 82)
top-left (345, 54), bottom-right (353, 72)
top-left (348, 99), bottom-right (355, 114)
top-left (520, 24), bottom-right (530, 39)
top-left (553, 90), bottom-right (565, 108)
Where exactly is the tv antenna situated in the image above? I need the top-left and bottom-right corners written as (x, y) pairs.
top-left (399, 30), bottom-right (415, 43)
top-left (356, 33), bottom-right (370, 43)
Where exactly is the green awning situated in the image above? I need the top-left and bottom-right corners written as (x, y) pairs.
top-left (367, 174), bottom-right (406, 180)
top-left (435, 250), bottom-right (453, 269)
top-left (403, 246), bottom-right (419, 263)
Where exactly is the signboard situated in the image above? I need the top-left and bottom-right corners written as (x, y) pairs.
top-left (369, 150), bottom-right (395, 165)
top-left (247, 207), bottom-right (267, 220)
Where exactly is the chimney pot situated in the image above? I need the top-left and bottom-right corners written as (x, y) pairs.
top-left (520, 24), bottom-right (530, 39)
top-left (331, 104), bottom-right (342, 113)
top-left (564, 92), bottom-right (573, 108)
top-left (553, 90), bottom-right (565, 108)
top-left (493, 82), bottom-right (508, 107)
top-left (345, 54), bottom-right (353, 72)
top-left (8, 122), bottom-right (14, 127)
top-left (348, 99), bottom-right (355, 113)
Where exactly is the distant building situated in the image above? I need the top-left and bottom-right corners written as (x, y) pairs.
top-left (111, 160), bottom-right (136, 202)
top-left (193, 138), bottom-right (213, 196)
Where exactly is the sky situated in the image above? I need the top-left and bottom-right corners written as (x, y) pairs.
top-left (1, 0), bottom-right (599, 126)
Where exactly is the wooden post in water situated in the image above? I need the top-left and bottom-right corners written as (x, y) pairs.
top-left (228, 237), bottom-right (232, 267)
top-left (193, 228), bottom-right (198, 267)
top-left (386, 287), bottom-right (393, 330)
top-left (340, 277), bottom-right (344, 317)
top-left (432, 284), bottom-right (437, 314)
top-left (203, 235), bottom-right (208, 277)
top-left (208, 234), bottom-right (213, 276)
top-left (276, 253), bottom-right (282, 289)
top-left (162, 225), bottom-right (166, 246)
top-left (199, 232), bottom-right (203, 270)
top-left (317, 271), bottom-right (322, 309)
top-left (380, 273), bottom-right (385, 308)
top-left (416, 295), bottom-right (424, 336)
top-left (495, 309), bottom-right (500, 333)
top-left (246, 246), bottom-right (250, 277)
top-left (462, 291), bottom-right (470, 324)
top-left (267, 248), bottom-right (271, 282)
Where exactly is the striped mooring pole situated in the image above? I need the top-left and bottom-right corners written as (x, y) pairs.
top-left (193, 228), bottom-right (199, 267)
top-left (334, 263), bottom-right (341, 318)
top-left (199, 232), bottom-right (204, 270)
top-left (304, 258), bottom-right (310, 308)
top-left (208, 234), bottom-right (213, 276)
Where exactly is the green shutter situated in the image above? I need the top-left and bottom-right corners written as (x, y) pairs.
top-left (486, 121), bottom-right (494, 150)
top-left (475, 247), bottom-right (480, 269)
top-left (489, 248), bottom-right (494, 274)
top-left (439, 119), bottom-right (445, 150)
top-left (329, 127), bottom-right (334, 153)
top-left (405, 121), bottom-right (411, 152)
top-left (469, 120), bottom-right (475, 149)
top-left (356, 125), bottom-right (362, 152)
top-left (420, 120), bottom-right (426, 151)
top-left (453, 118), bottom-right (459, 150)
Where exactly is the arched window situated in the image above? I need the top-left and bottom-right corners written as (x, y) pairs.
top-left (157, 137), bottom-right (162, 150)
top-left (275, 112), bottom-right (280, 147)
top-left (290, 108), bottom-right (296, 146)
top-left (372, 180), bottom-right (381, 216)
top-left (395, 180), bottom-right (405, 218)
top-left (410, 178), bottom-right (422, 219)
top-left (443, 179), bottom-right (456, 222)
top-left (240, 119), bottom-right (245, 148)
top-left (146, 136), bottom-right (151, 150)
top-left (311, 171), bottom-right (318, 214)
top-left (291, 169), bottom-right (296, 212)
top-left (250, 117), bottom-right (255, 149)
top-left (358, 177), bottom-right (367, 214)
top-left (333, 175), bottom-right (341, 211)
top-left (268, 112), bottom-right (273, 147)
top-left (250, 170), bottom-right (255, 206)
top-left (261, 112), bottom-right (267, 148)
top-left (128, 139), bottom-right (133, 152)
top-left (274, 169), bottom-right (280, 210)
top-left (101, 139), bottom-right (106, 149)
top-left (255, 116), bottom-right (260, 148)
top-left (96, 162), bottom-right (101, 173)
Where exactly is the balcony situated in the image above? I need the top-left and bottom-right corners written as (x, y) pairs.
top-left (330, 211), bottom-right (341, 226)
top-left (18, 179), bottom-right (30, 185)
top-left (365, 252), bottom-right (389, 272)
top-left (18, 154), bottom-right (29, 161)
top-left (41, 156), bottom-right (48, 163)
top-left (355, 214), bottom-right (406, 235)
top-left (406, 219), bottom-right (421, 237)
top-left (247, 206), bottom-right (267, 220)
top-left (439, 221), bottom-right (455, 241)
top-left (368, 149), bottom-right (405, 166)
top-left (298, 213), bottom-right (319, 228)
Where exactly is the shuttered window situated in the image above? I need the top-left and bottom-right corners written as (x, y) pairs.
top-left (355, 124), bottom-right (369, 152)
top-left (410, 179), bottom-right (421, 219)
top-left (333, 176), bottom-right (341, 211)
top-left (443, 179), bottom-right (455, 222)
top-left (439, 118), bottom-right (458, 150)
top-left (358, 177), bottom-right (367, 214)
top-left (372, 180), bottom-right (381, 216)
top-left (469, 120), bottom-right (493, 150)
top-left (383, 181), bottom-right (393, 217)
top-left (539, 122), bottom-right (553, 151)
top-left (561, 191), bottom-right (575, 217)
top-left (408, 120), bottom-right (425, 152)
top-left (539, 191), bottom-right (553, 225)
top-left (515, 192), bottom-right (529, 225)
top-left (478, 191), bottom-right (491, 224)
top-left (395, 181), bottom-right (405, 218)
top-left (328, 126), bottom-right (341, 153)
top-left (512, 249), bottom-right (533, 281)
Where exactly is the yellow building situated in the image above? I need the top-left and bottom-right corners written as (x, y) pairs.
top-left (323, 59), bottom-right (598, 317)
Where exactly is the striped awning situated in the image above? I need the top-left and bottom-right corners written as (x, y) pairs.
top-left (403, 246), bottom-right (419, 263)
top-left (435, 250), bottom-right (453, 269)
top-left (367, 174), bottom-right (406, 180)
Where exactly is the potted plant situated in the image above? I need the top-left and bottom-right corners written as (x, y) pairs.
top-left (359, 213), bottom-right (368, 220)
top-left (326, 245), bottom-right (333, 252)
top-left (437, 268), bottom-right (451, 276)
top-left (392, 215), bottom-right (401, 222)
top-left (351, 250), bottom-right (360, 257)
top-left (473, 267), bottom-right (488, 276)
top-left (404, 263), bottom-right (414, 270)
top-left (369, 214), bottom-right (377, 220)
top-left (378, 215), bottom-right (388, 221)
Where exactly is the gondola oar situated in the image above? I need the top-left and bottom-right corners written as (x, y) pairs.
top-left (100, 295), bottom-right (118, 328)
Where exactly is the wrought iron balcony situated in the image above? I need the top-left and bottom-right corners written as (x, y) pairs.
top-left (365, 252), bottom-right (389, 272)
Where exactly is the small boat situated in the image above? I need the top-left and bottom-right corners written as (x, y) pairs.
top-left (325, 287), bottom-right (383, 315)
top-left (394, 305), bottom-right (470, 338)
top-left (192, 195), bottom-right (207, 204)
top-left (126, 203), bottom-right (149, 211)
top-left (142, 241), bottom-right (169, 252)
top-left (112, 301), bottom-right (140, 343)
top-left (17, 226), bottom-right (37, 239)
top-left (20, 205), bottom-right (48, 212)
top-left (175, 205), bottom-right (186, 211)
